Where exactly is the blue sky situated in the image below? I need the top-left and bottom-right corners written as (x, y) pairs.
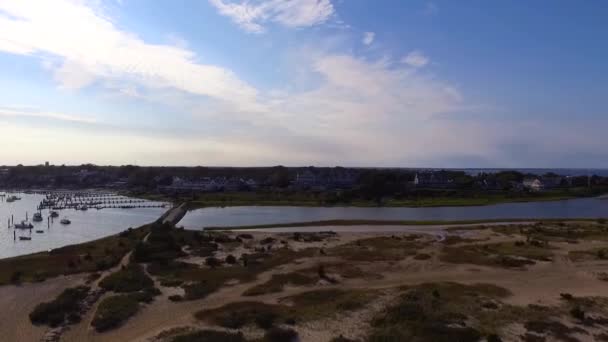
top-left (0, 0), bottom-right (606, 167)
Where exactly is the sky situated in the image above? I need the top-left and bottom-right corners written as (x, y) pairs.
top-left (0, 0), bottom-right (607, 168)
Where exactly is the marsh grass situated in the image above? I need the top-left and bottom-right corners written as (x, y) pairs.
top-left (0, 226), bottom-right (149, 284)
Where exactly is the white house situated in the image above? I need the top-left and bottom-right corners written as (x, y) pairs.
top-left (523, 178), bottom-right (544, 191)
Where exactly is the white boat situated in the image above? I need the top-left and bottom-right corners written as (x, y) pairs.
top-left (32, 212), bottom-right (43, 222)
top-left (14, 221), bottom-right (33, 229)
top-left (60, 218), bottom-right (71, 225)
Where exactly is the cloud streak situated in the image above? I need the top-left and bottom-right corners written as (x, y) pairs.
top-left (208, 0), bottom-right (334, 33)
top-left (362, 31), bottom-right (375, 45)
top-left (0, 0), bottom-right (260, 111)
top-left (402, 50), bottom-right (429, 68)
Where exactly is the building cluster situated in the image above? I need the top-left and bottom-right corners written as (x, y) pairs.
top-left (159, 177), bottom-right (259, 193)
top-left (158, 169), bottom-right (359, 194)
top-left (0, 164), bottom-right (600, 195)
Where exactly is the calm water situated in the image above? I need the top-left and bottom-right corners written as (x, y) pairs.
top-left (0, 192), bottom-right (166, 259)
top-left (179, 197), bottom-right (608, 229)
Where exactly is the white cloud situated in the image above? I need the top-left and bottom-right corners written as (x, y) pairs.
top-left (0, 0), bottom-right (260, 111)
top-left (0, 1), bottom-right (527, 167)
top-left (362, 31), bottom-right (375, 45)
top-left (402, 50), bottom-right (429, 68)
top-left (0, 106), bottom-right (99, 124)
top-left (208, 0), bottom-right (334, 33)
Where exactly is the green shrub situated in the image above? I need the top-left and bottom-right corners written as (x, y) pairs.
top-left (91, 295), bottom-right (139, 332)
top-left (183, 281), bottom-right (220, 300)
top-left (413, 253), bottom-right (432, 260)
top-left (264, 327), bottom-right (298, 342)
top-left (99, 264), bottom-right (154, 293)
top-left (205, 257), bottom-right (222, 268)
top-left (129, 287), bottom-right (161, 303)
top-left (226, 254), bottom-right (237, 264)
top-left (255, 310), bottom-right (277, 329)
top-left (29, 286), bottom-right (90, 327)
top-left (171, 330), bottom-right (245, 342)
top-left (169, 295), bottom-right (183, 302)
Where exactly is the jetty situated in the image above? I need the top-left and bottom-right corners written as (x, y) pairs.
top-left (161, 203), bottom-right (188, 226)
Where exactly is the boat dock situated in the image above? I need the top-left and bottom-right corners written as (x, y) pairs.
top-left (36, 191), bottom-right (166, 210)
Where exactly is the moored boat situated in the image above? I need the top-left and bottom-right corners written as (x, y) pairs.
top-left (14, 221), bottom-right (33, 229)
top-left (50, 211), bottom-right (59, 218)
top-left (32, 212), bottom-right (43, 222)
top-left (60, 218), bottom-right (71, 225)
top-left (19, 236), bottom-right (32, 241)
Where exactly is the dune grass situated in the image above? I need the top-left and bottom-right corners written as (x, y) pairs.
top-left (440, 240), bottom-right (554, 268)
top-left (91, 294), bottom-right (140, 332)
top-left (368, 282), bottom-right (564, 342)
top-left (99, 263), bottom-right (154, 293)
top-left (196, 288), bottom-right (377, 329)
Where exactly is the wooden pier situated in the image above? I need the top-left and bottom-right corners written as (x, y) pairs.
top-left (36, 191), bottom-right (167, 210)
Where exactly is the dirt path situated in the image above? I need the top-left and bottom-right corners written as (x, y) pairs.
top-left (0, 274), bottom-right (85, 342)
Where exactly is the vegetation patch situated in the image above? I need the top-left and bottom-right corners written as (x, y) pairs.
top-left (99, 263), bottom-right (154, 292)
top-left (148, 247), bottom-right (316, 301)
top-left (281, 288), bottom-right (376, 321)
top-left (264, 327), bottom-right (299, 342)
top-left (368, 282), bottom-right (550, 342)
top-left (243, 271), bottom-right (317, 296)
top-left (524, 320), bottom-right (587, 341)
top-left (568, 247), bottom-right (608, 262)
top-left (413, 253), bottom-right (432, 260)
top-left (29, 285), bottom-right (90, 327)
top-left (441, 241), bottom-right (553, 268)
top-left (195, 302), bottom-right (285, 329)
top-left (91, 294), bottom-right (140, 332)
top-left (328, 236), bottom-right (423, 262)
top-left (196, 289), bottom-right (376, 328)
top-left (171, 329), bottom-right (246, 342)
top-left (0, 226), bottom-right (148, 284)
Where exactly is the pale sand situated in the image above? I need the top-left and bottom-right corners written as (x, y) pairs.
top-left (4, 224), bottom-right (608, 342)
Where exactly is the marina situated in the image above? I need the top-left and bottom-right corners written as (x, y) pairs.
top-left (0, 191), bottom-right (168, 259)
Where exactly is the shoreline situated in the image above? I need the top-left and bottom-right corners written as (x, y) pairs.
top-left (129, 189), bottom-right (608, 210)
top-left (204, 217), bottom-right (603, 230)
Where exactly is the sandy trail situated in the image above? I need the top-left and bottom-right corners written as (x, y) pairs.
top-left (0, 274), bottom-right (85, 342)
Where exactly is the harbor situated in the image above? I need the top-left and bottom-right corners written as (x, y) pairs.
top-left (0, 191), bottom-right (169, 259)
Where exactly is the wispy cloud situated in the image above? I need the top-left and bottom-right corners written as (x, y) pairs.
top-left (0, 0), bottom-right (260, 111)
top-left (362, 31), bottom-right (375, 45)
top-left (208, 0), bottom-right (334, 33)
top-left (401, 50), bottom-right (429, 68)
top-left (0, 106), bottom-right (99, 124)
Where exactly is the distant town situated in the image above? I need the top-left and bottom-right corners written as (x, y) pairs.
top-left (1, 164), bottom-right (607, 207)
